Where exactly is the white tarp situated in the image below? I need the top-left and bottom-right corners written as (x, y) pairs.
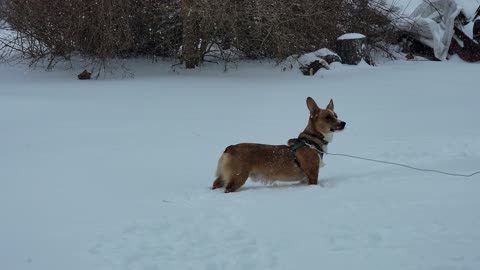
top-left (407, 0), bottom-right (463, 60)
top-left (387, 0), bottom-right (479, 19)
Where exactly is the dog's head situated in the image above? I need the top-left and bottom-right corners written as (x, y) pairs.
top-left (306, 97), bottom-right (346, 139)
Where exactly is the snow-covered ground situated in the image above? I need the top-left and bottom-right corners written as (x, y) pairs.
top-left (1, 58), bottom-right (480, 270)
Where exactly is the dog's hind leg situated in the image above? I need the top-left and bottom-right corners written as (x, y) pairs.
top-left (225, 173), bottom-right (249, 193)
top-left (211, 177), bottom-right (225, 189)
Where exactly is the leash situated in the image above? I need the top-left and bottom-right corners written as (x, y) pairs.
top-left (314, 149), bottom-right (480, 178)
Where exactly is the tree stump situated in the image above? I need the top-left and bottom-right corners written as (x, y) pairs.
top-left (336, 33), bottom-right (368, 65)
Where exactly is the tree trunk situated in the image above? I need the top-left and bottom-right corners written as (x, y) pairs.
top-left (336, 33), bottom-right (368, 65)
top-left (181, 0), bottom-right (200, 69)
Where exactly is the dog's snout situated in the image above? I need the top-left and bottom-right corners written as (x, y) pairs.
top-left (340, 121), bottom-right (346, 128)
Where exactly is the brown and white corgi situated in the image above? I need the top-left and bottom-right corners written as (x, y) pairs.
top-left (212, 97), bottom-right (346, 193)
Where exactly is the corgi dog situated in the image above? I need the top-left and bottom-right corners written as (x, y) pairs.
top-left (212, 97), bottom-right (346, 193)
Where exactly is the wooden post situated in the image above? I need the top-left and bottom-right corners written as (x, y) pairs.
top-left (336, 33), bottom-right (368, 65)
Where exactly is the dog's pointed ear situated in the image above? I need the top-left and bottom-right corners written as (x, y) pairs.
top-left (326, 99), bottom-right (334, 111)
top-left (306, 97), bottom-right (320, 115)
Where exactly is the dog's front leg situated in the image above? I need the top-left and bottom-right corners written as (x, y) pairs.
top-left (295, 148), bottom-right (320, 185)
top-left (298, 157), bottom-right (319, 185)
top-left (305, 167), bottom-right (319, 185)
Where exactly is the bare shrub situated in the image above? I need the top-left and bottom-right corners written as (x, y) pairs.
top-left (1, 0), bottom-right (134, 67)
top-left (181, 0), bottom-right (404, 66)
top-left (129, 0), bottom-right (182, 57)
top-left (0, 0), bottom-right (405, 70)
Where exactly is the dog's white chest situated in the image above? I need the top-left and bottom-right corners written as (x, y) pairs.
top-left (320, 132), bottom-right (332, 168)
top-left (319, 145), bottom-right (326, 168)
top-left (324, 133), bottom-right (333, 143)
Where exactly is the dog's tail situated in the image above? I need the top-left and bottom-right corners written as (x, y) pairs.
top-left (212, 149), bottom-right (232, 189)
top-left (215, 150), bottom-right (228, 179)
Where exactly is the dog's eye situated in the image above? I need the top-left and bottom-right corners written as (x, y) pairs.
top-left (326, 115), bottom-right (333, 121)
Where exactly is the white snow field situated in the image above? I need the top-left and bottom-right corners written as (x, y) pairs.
top-left (1, 59), bottom-right (480, 270)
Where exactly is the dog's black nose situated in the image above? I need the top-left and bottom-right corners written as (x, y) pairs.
top-left (340, 121), bottom-right (346, 128)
